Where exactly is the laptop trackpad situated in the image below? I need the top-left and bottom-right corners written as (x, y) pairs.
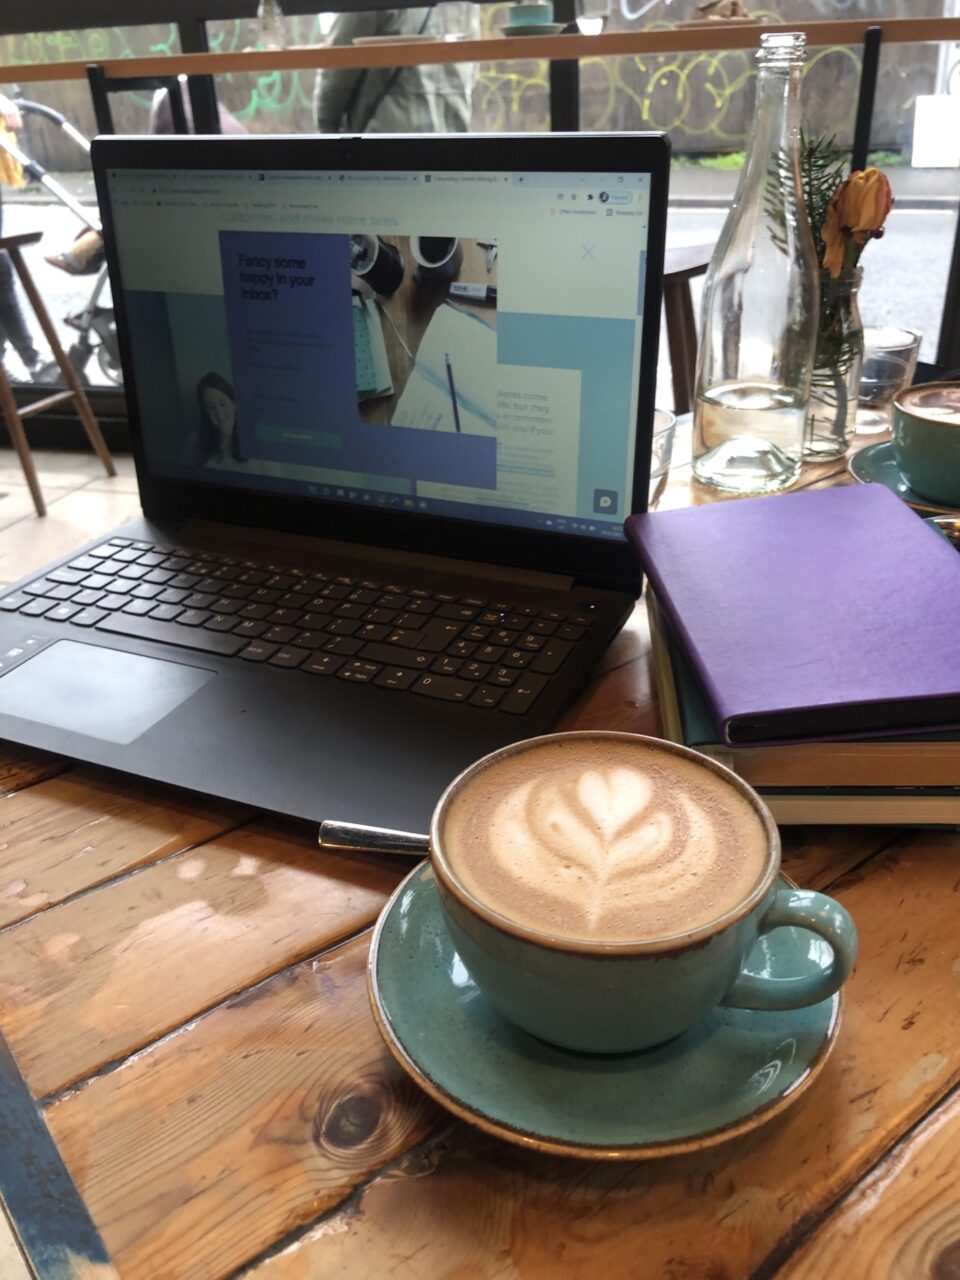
top-left (0, 640), bottom-right (216, 744)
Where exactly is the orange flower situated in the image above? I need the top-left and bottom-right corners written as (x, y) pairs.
top-left (820, 168), bottom-right (894, 278)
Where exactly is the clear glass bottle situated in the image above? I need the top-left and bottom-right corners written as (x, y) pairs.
top-left (693, 31), bottom-right (819, 494)
top-left (257, 0), bottom-right (286, 50)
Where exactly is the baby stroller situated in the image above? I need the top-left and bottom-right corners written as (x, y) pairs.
top-left (0, 99), bottom-right (118, 385)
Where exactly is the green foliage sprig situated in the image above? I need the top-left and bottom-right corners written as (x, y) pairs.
top-left (799, 131), bottom-right (846, 271)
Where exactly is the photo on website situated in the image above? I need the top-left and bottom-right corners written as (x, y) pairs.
top-left (350, 233), bottom-right (499, 435)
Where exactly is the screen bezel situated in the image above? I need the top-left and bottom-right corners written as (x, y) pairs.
top-left (91, 131), bottom-right (670, 594)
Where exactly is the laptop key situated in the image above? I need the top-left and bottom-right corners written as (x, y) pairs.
top-left (96, 614), bottom-right (247, 656)
top-left (151, 604), bottom-right (184, 622)
top-left (268, 647), bottom-right (308, 669)
top-left (238, 641), bottom-right (279, 662)
top-left (264, 625), bottom-right (297, 644)
top-left (432, 656), bottom-right (461, 676)
top-left (177, 609), bottom-right (213, 627)
top-left (302, 653), bottom-right (345, 677)
top-left (324, 636), bottom-right (363, 656)
top-left (123, 599), bottom-right (156, 617)
top-left (327, 618), bottom-right (359, 636)
top-left (411, 674), bottom-right (471, 702)
top-left (469, 685), bottom-right (504, 709)
top-left (417, 619), bottom-right (463, 652)
top-left (234, 619), bottom-right (267, 639)
top-left (475, 644), bottom-right (505, 663)
top-left (206, 614), bottom-right (240, 632)
top-left (531, 639), bottom-right (575, 675)
top-left (291, 631), bottom-right (326, 650)
top-left (0, 592), bottom-right (31, 610)
top-left (338, 660), bottom-right (380, 683)
top-left (360, 643), bottom-right (430, 670)
top-left (499, 674), bottom-right (549, 714)
top-left (557, 623), bottom-right (585, 641)
top-left (98, 593), bottom-right (129, 611)
top-left (374, 666), bottom-right (418, 690)
top-left (48, 567), bottom-right (88, 585)
top-left (71, 607), bottom-right (108, 628)
top-left (68, 555), bottom-right (102, 572)
top-left (460, 661), bottom-right (490, 681)
top-left (21, 599), bottom-right (54, 617)
top-left (437, 603), bottom-right (476, 622)
top-left (46, 603), bottom-right (82, 623)
top-left (72, 589), bottom-right (104, 607)
top-left (502, 650), bottom-right (533, 669)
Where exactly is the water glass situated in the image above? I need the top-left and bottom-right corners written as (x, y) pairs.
top-left (649, 408), bottom-right (676, 509)
top-left (855, 327), bottom-right (921, 434)
top-left (575, 0), bottom-right (611, 34)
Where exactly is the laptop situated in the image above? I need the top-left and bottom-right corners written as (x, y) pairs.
top-left (0, 131), bottom-right (669, 832)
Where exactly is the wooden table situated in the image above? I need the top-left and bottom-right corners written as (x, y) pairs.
top-left (1, 438), bottom-right (957, 1280)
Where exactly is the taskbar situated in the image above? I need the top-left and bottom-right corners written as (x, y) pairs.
top-left (304, 482), bottom-right (627, 540)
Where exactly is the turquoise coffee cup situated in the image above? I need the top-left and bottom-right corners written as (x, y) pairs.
top-left (892, 382), bottom-right (960, 508)
top-left (430, 733), bottom-right (858, 1054)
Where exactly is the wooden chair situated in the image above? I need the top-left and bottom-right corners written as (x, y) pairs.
top-left (663, 242), bottom-right (712, 415)
top-left (0, 231), bottom-right (115, 516)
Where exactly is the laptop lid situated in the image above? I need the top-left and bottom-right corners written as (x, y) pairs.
top-left (91, 132), bottom-right (669, 594)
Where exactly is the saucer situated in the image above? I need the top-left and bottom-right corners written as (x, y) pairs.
top-left (500, 22), bottom-right (567, 35)
top-left (847, 441), bottom-right (960, 517)
top-left (368, 863), bottom-right (842, 1160)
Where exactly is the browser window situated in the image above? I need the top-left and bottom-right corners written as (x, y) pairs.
top-left (108, 166), bottom-right (652, 541)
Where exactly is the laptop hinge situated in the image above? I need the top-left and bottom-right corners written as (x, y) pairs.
top-left (176, 519), bottom-right (577, 593)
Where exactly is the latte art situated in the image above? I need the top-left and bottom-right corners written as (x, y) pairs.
top-left (442, 737), bottom-right (770, 943)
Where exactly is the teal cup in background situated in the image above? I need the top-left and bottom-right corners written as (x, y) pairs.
top-left (892, 381), bottom-right (960, 508)
top-left (429, 732), bottom-right (858, 1054)
top-left (507, 1), bottom-right (555, 23)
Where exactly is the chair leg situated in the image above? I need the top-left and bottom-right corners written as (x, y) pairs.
top-left (0, 365), bottom-right (45, 517)
top-left (663, 279), bottom-right (698, 417)
top-left (8, 247), bottom-right (116, 478)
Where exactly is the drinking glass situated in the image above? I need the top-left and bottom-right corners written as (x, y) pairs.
top-left (649, 408), bottom-right (676, 508)
top-left (855, 327), bottom-right (921, 434)
top-left (575, 0), bottom-right (610, 35)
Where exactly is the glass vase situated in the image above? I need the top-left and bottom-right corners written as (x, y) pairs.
top-left (804, 269), bottom-right (864, 460)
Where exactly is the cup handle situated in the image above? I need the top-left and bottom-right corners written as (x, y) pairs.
top-left (722, 888), bottom-right (858, 1011)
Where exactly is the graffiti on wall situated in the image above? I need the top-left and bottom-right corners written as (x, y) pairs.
top-left (0, 0), bottom-right (941, 166)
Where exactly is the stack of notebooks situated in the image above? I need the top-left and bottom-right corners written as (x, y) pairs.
top-left (625, 484), bottom-right (960, 825)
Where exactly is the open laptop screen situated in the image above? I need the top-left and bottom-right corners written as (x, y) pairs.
top-left (103, 153), bottom-right (656, 544)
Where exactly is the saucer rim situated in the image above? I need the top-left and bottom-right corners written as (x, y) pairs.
top-left (367, 863), bottom-right (843, 1161)
top-left (847, 440), bottom-right (960, 517)
top-left (499, 22), bottom-right (567, 35)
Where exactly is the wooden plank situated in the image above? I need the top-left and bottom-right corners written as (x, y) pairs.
top-left (0, 746), bottom-right (67, 797)
top-left (9, 17), bottom-right (960, 83)
top-left (0, 826), bottom-right (406, 1098)
top-left (781, 1087), bottom-right (960, 1278)
top-left (243, 830), bottom-right (960, 1280)
top-left (0, 769), bottom-right (246, 929)
top-left (44, 936), bottom-right (440, 1280)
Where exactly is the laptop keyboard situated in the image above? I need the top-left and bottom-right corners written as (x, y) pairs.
top-left (0, 536), bottom-right (600, 715)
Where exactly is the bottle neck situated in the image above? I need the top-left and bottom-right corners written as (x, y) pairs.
top-left (742, 63), bottom-right (802, 181)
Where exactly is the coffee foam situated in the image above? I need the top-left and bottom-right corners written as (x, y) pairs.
top-left (441, 738), bottom-right (770, 944)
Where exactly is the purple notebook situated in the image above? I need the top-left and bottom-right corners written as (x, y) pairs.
top-left (625, 484), bottom-right (960, 745)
